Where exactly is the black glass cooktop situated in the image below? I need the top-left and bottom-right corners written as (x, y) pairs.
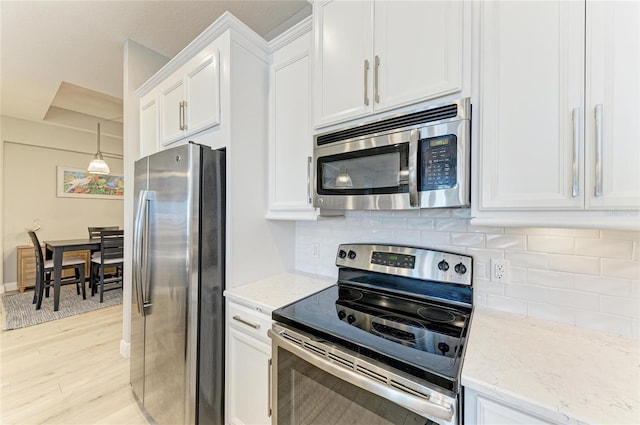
top-left (272, 283), bottom-right (471, 392)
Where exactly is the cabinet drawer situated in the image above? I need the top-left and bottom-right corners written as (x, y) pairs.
top-left (227, 302), bottom-right (272, 343)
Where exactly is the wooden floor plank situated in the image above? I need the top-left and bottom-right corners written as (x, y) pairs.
top-left (0, 302), bottom-right (149, 425)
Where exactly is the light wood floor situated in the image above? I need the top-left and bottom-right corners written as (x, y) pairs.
top-left (0, 301), bottom-right (150, 425)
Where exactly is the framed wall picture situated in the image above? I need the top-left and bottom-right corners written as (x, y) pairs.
top-left (57, 167), bottom-right (124, 200)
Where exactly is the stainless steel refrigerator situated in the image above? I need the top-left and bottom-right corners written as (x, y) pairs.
top-left (131, 142), bottom-right (225, 425)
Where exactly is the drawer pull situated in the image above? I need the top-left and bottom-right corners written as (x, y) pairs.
top-left (232, 315), bottom-right (260, 329)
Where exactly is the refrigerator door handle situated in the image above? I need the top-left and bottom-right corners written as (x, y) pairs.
top-left (133, 189), bottom-right (154, 315)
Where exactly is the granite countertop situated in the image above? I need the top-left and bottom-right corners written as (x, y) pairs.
top-left (462, 307), bottom-right (640, 424)
top-left (223, 272), bottom-right (335, 315)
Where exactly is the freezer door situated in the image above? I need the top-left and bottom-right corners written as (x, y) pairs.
top-left (143, 144), bottom-right (200, 425)
top-left (130, 156), bottom-right (149, 403)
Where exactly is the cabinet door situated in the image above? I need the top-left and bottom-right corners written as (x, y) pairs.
top-left (374, 0), bottom-right (463, 112)
top-left (160, 79), bottom-right (185, 145)
top-left (585, 0), bottom-right (640, 209)
top-left (476, 396), bottom-right (552, 425)
top-left (268, 49), bottom-right (317, 220)
top-left (186, 50), bottom-right (221, 135)
top-left (314, 0), bottom-right (374, 127)
top-left (140, 97), bottom-right (158, 158)
top-left (227, 327), bottom-right (271, 425)
top-left (478, 1), bottom-right (585, 210)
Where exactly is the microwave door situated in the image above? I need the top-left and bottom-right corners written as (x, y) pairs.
top-left (315, 141), bottom-right (416, 210)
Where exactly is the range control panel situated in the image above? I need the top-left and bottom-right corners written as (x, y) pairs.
top-left (336, 243), bottom-right (473, 286)
top-left (371, 251), bottom-right (416, 269)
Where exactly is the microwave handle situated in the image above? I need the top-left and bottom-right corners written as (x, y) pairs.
top-left (408, 130), bottom-right (419, 207)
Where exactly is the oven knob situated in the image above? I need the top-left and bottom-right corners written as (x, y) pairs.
top-left (437, 260), bottom-right (449, 271)
top-left (338, 250), bottom-right (347, 259)
top-left (438, 342), bottom-right (450, 355)
top-left (337, 310), bottom-right (346, 320)
top-left (347, 314), bottom-right (356, 324)
top-left (454, 263), bottom-right (467, 275)
top-left (348, 250), bottom-right (357, 260)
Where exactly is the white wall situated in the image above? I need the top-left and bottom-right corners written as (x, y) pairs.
top-left (121, 39), bottom-right (169, 358)
top-left (2, 116), bottom-right (124, 288)
top-left (295, 210), bottom-right (640, 339)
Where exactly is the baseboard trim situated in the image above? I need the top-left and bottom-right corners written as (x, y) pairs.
top-left (120, 339), bottom-right (130, 359)
top-left (1, 282), bottom-right (18, 294)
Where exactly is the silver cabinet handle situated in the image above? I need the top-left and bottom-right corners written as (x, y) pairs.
top-left (408, 130), bottom-right (419, 207)
top-left (307, 156), bottom-right (313, 205)
top-left (363, 59), bottom-right (370, 106)
top-left (594, 104), bottom-right (603, 196)
top-left (267, 358), bottom-right (273, 417)
top-left (179, 101), bottom-right (184, 131)
top-left (179, 101), bottom-right (188, 131)
top-left (572, 108), bottom-right (580, 197)
top-left (374, 55), bottom-right (380, 103)
top-left (232, 315), bottom-right (260, 329)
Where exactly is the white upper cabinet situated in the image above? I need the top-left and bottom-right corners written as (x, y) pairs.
top-left (478, 1), bottom-right (585, 210)
top-left (373, 1), bottom-right (463, 112)
top-left (585, 0), bottom-right (640, 209)
top-left (267, 20), bottom-right (318, 220)
top-left (474, 0), bottom-right (640, 229)
top-left (160, 49), bottom-right (221, 146)
top-left (139, 95), bottom-right (158, 159)
top-left (313, 0), bottom-right (466, 128)
top-left (314, 0), bottom-right (373, 126)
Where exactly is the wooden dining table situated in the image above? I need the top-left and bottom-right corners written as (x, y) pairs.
top-left (43, 238), bottom-right (101, 311)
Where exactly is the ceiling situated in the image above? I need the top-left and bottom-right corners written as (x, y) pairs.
top-left (0, 0), bottom-right (311, 138)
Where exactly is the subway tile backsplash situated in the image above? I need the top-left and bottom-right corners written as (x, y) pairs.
top-left (295, 210), bottom-right (640, 339)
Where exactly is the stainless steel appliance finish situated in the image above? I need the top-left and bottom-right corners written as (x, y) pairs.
top-left (131, 142), bottom-right (225, 425)
top-left (313, 98), bottom-right (471, 212)
top-left (270, 244), bottom-right (473, 425)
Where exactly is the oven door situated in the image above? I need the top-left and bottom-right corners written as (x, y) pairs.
top-left (313, 128), bottom-right (420, 210)
top-left (269, 326), bottom-right (458, 425)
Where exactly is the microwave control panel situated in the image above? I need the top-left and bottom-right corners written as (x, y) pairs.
top-left (420, 135), bottom-right (458, 191)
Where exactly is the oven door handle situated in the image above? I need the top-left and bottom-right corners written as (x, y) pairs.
top-left (269, 329), bottom-right (454, 423)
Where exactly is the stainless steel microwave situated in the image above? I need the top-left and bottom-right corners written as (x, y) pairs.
top-left (313, 98), bottom-right (471, 211)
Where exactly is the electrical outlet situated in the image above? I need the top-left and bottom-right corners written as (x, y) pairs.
top-left (311, 243), bottom-right (320, 259)
top-left (491, 259), bottom-right (509, 282)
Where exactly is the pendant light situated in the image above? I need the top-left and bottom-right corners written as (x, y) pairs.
top-left (87, 122), bottom-right (110, 174)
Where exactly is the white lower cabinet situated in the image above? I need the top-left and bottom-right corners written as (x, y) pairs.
top-left (226, 301), bottom-right (272, 425)
top-left (465, 389), bottom-right (553, 425)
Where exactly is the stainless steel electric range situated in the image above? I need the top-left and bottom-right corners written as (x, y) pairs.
top-left (269, 243), bottom-right (473, 425)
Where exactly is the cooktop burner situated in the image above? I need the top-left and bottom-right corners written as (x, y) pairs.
top-left (418, 306), bottom-right (457, 323)
top-left (272, 243), bottom-right (474, 393)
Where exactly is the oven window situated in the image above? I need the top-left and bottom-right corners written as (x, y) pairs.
top-left (276, 347), bottom-right (437, 425)
top-left (317, 144), bottom-right (409, 195)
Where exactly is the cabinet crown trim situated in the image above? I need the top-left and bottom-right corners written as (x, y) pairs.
top-left (268, 16), bottom-right (312, 53)
top-left (136, 11), bottom-right (269, 97)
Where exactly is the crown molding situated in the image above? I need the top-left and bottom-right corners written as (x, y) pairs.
top-left (268, 16), bottom-right (312, 53)
top-left (137, 12), bottom-right (269, 97)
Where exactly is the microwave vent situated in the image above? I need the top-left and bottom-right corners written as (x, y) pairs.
top-left (317, 103), bottom-right (458, 146)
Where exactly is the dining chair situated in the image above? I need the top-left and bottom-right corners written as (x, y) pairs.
top-left (90, 229), bottom-right (124, 303)
top-left (28, 231), bottom-right (86, 310)
top-left (88, 226), bottom-right (118, 253)
top-left (87, 226), bottom-right (119, 291)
